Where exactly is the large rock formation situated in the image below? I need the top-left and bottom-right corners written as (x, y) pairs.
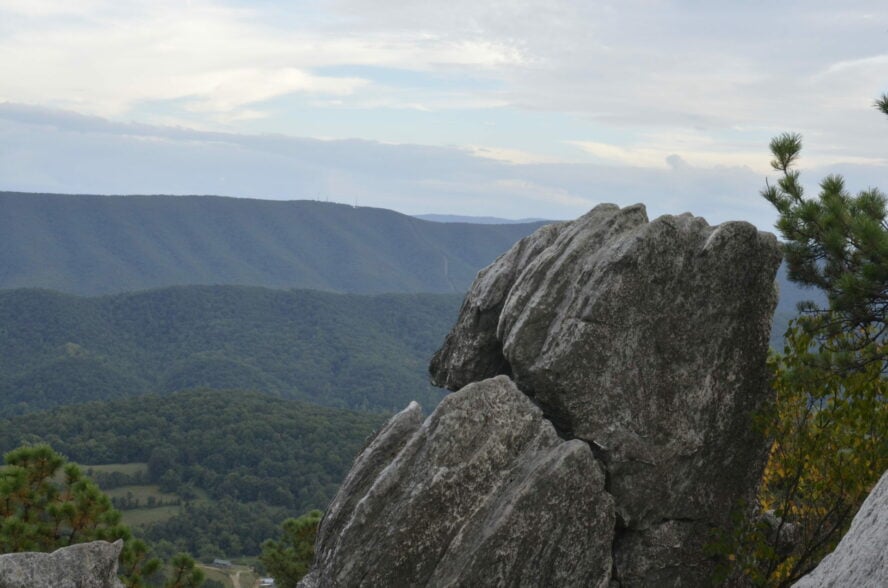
top-left (793, 468), bottom-right (888, 587)
top-left (0, 540), bottom-right (124, 588)
top-left (303, 204), bottom-right (781, 587)
top-left (431, 204), bottom-right (780, 585)
top-left (301, 376), bottom-right (615, 587)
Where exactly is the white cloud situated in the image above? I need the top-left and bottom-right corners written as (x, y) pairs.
top-left (568, 141), bottom-right (673, 169)
top-left (2, 0), bottom-right (888, 223)
top-left (177, 68), bottom-right (368, 114)
top-left (0, 0), bottom-right (107, 17)
top-left (0, 0), bottom-right (525, 120)
top-left (467, 145), bottom-right (565, 165)
top-left (0, 104), bottom-right (780, 227)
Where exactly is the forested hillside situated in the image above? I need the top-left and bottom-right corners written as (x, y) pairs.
top-left (0, 192), bottom-right (546, 295)
top-left (0, 286), bottom-right (461, 416)
top-left (0, 389), bottom-right (385, 557)
top-left (770, 262), bottom-right (827, 347)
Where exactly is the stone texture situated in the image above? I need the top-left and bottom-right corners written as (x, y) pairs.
top-left (0, 540), bottom-right (124, 588)
top-left (300, 376), bottom-right (614, 588)
top-left (431, 203), bottom-right (781, 585)
top-left (793, 468), bottom-right (888, 588)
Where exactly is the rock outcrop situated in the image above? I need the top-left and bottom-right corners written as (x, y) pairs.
top-left (303, 204), bottom-right (782, 587)
top-left (301, 376), bottom-right (615, 588)
top-left (793, 468), bottom-right (888, 587)
top-left (431, 204), bottom-right (780, 585)
top-left (0, 540), bottom-right (124, 588)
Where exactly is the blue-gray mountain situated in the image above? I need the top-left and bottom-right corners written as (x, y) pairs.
top-left (3, 191), bottom-right (812, 336)
top-left (0, 192), bottom-right (547, 296)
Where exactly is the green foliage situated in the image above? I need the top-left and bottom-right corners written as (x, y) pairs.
top-left (143, 499), bottom-right (290, 560)
top-left (260, 510), bottom-right (323, 588)
top-left (165, 552), bottom-right (204, 588)
top-left (762, 130), bottom-right (887, 372)
top-left (716, 324), bottom-right (886, 585)
top-left (0, 444), bottom-right (124, 551)
top-left (0, 390), bottom-right (385, 557)
top-left (876, 92), bottom-right (888, 117)
top-left (719, 100), bottom-right (888, 586)
top-left (0, 390), bottom-right (383, 513)
top-left (0, 193), bottom-right (545, 296)
top-left (0, 444), bottom-right (165, 587)
top-left (0, 286), bottom-right (461, 416)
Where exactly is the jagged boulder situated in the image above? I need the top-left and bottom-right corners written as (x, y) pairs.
top-left (0, 540), bottom-right (124, 588)
top-left (300, 376), bottom-right (615, 588)
top-left (431, 204), bottom-right (781, 585)
top-left (793, 468), bottom-right (888, 587)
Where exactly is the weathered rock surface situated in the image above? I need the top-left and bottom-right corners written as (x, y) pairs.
top-left (431, 203), bottom-right (781, 585)
top-left (300, 376), bottom-right (615, 588)
top-left (301, 204), bottom-right (780, 587)
top-left (0, 540), bottom-right (124, 588)
top-left (793, 468), bottom-right (888, 588)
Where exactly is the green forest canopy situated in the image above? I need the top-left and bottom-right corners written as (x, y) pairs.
top-left (0, 389), bottom-right (386, 557)
top-left (0, 286), bottom-right (462, 416)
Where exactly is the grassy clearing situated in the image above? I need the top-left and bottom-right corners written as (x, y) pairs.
top-left (198, 563), bottom-right (258, 588)
top-left (121, 504), bottom-right (180, 527)
top-left (83, 462), bottom-right (148, 476)
top-left (199, 566), bottom-right (233, 587)
top-left (110, 484), bottom-right (211, 527)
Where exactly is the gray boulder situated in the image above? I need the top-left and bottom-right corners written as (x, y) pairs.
top-left (431, 203), bottom-right (781, 585)
top-left (300, 376), bottom-right (615, 588)
top-left (793, 468), bottom-right (888, 588)
top-left (0, 540), bottom-right (124, 588)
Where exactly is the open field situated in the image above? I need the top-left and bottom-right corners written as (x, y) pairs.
top-left (121, 504), bottom-right (181, 527)
top-left (198, 563), bottom-right (259, 588)
top-left (83, 462), bottom-right (148, 476)
top-left (101, 481), bottom-right (212, 528)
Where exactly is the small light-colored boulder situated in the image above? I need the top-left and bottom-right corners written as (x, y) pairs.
top-left (793, 468), bottom-right (888, 588)
top-left (0, 540), bottom-right (124, 588)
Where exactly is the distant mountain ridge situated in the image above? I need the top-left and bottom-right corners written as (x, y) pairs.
top-left (1, 191), bottom-right (816, 350)
top-left (0, 192), bottom-right (548, 296)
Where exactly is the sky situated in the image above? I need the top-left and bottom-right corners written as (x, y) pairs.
top-left (0, 0), bottom-right (886, 228)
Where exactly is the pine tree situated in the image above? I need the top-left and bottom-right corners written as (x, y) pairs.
top-left (260, 510), bottom-right (322, 588)
top-left (719, 96), bottom-right (888, 586)
top-left (0, 444), bottom-right (201, 587)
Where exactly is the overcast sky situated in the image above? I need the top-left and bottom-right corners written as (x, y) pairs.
top-left (1, 0), bottom-right (886, 227)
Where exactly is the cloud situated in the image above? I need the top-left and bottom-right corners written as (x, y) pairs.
top-left (0, 102), bottom-right (784, 228)
top-left (467, 145), bottom-right (564, 165)
top-left (177, 68), bottom-right (368, 115)
top-left (0, 0), bottom-right (525, 121)
top-left (2, 0), bottom-right (887, 228)
top-left (568, 133), bottom-right (771, 172)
